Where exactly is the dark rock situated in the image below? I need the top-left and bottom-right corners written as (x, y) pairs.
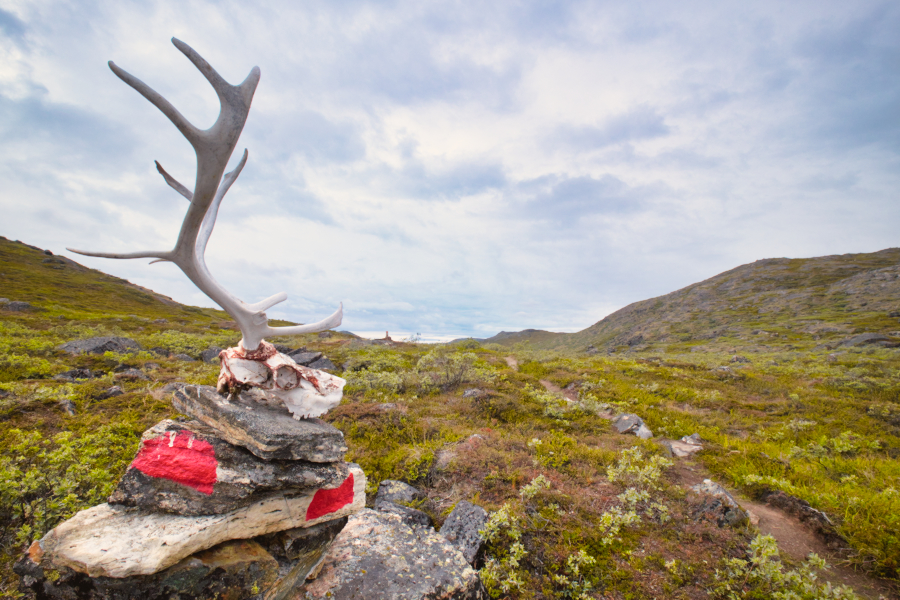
top-left (376, 480), bottom-right (425, 505)
top-left (173, 353), bottom-right (196, 362)
top-left (16, 538), bottom-right (279, 600)
top-left (114, 368), bottom-right (149, 382)
top-left (759, 489), bottom-right (846, 550)
top-left (58, 336), bottom-right (142, 355)
top-left (54, 368), bottom-right (95, 382)
top-left (839, 332), bottom-right (897, 347)
top-left (729, 355), bottom-right (751, 363)
top-left (4, 301), bottom-right (36, 311)
top-left (200, 347), bottom-right (224, 363)
top-left (287, 351), bottom-right (322, 366)
top-left (317, 331), bottom-right (333, 339)
top-left (690, 479), bottom-right (748, 527)
top-left (97, 386), bottom-right (124, 400)
top-left (109, 419), bottom-right (350, 516)
top-left (626, 334), bottom-right (644, 346)
top-left (171, 384), bottom-right (348, 462)
top-left (374, 499), bottom-right (432, 529)
top-left (611, 413), bottom-right (653, 439)
top-left (307, 357), bottom-right (335, 371)
top-left (152, 318), bottom-right (168, 324)
top-left (299, 509), bottom-right (486, 599)
top-left (273, 344), bottom-right (294, 354)
top-left (889, 311), bottom-right (900, 318)
top-left (151, 347), bottom-right (171, 357)
top-left (145, 362), bottom-right (160, 370)
top-left (257, 518), bottom-right (348, 599)
top-left (440, 501), bottom-right (488, 566)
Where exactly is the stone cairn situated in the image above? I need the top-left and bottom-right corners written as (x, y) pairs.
top-left (16, 384), bottom-right (365, 600)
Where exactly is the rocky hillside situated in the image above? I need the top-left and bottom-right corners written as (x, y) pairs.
top-left (485, 248), bottom-right (900, 353)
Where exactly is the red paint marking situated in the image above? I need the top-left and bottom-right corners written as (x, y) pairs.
top-left (131, 431), bottom-right (218, 495)
top-left (306, 473), bottom-right (354, 521)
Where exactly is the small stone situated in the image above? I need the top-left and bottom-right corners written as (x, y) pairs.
top-left (612, 414), bottom-right (653, 439)
top-left (317, 331), bottom-right (333, 339)
top-left (109, 419), bottom-right (352, 515)
top-left (30, 464), bottom-right (365, 578)
top-left (299, 509), bottom-right (486, 599)
top-left (729, 355), bottom-right (750, 363)
top-left (54, 368), bottom-right (95, 382)
top-left (151, 347), bottom-right (171, 357)
top-left (690, 479), bottom-right (748, 527)
top-left (114, 368), bottom-right (149, 382)
top-left (97, 386), bottom-right (124, 400)
top-left (375, 480), bottom-right (424, 505)
top-left (58, 336), bottom-right (142, 355)
top-left (152, 318), bottom-right (168, 324)
top-left (59, 399), bottom-right (76, 416)
top-left (440, 501), bottom-right (488, 566)
top-left (462, 388), bottom-right (485, 398)
top-left (374, 499), bottom-right (432, 529)
top-left (200, 347), bottom-right (223, 363)
top-left (173, 353), bottom-right (196, 362)
top-left (171, 384), bottom-right (348, 462)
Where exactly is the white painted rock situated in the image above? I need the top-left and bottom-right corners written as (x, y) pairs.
top-left (30, 464), bottom-right (365, 578)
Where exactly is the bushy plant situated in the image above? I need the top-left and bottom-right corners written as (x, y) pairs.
top-left (711, 534), bottom-right (860, 599)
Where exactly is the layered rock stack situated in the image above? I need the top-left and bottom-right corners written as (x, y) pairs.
top-left (16, 384), bottom-right (365, 600)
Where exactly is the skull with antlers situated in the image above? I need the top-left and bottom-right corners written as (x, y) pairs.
top-left (69, 38), bottom-right (345, 419)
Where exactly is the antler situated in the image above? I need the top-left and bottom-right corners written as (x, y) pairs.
top-left (69, 38), bottom-right (342, 351)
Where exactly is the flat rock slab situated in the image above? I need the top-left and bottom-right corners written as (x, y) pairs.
top-left (31, 464), bottom-right (365, 578)
top-left (109, 419), bottom-right (350, 515)
top-left (440, 501), bottom-right (489, 566)
top-left (299, 509), bottom-right (486, 600)
top-left (171, 385), bottom-right (347, 463)
top-left (18, 538), bottom-right (279, 600)
top-left (374, 499), bottom-right (432, 529)
top-left (58, 336), bottom-right (142, 355)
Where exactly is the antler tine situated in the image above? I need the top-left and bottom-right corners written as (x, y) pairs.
top-left (156, 162), bottom-right (193, 201)
top-left (108, 61), bottom-right (201, 146)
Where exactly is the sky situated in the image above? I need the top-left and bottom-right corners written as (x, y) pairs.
top-left (2, 0), bottom-right (898, 341)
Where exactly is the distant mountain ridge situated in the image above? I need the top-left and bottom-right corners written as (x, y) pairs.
top-left (482, 248), bottom-right (900, 353)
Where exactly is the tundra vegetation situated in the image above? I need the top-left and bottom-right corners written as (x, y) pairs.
top-left (1, 237), bottom-right (898, 598)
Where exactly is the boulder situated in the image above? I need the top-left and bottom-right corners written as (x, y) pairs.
top-left (690, 479), bottom-right (748, 527)
top-left (4, 300), bottom-right (37, 311)
top-left (109, 420), bottom-right (351, 515)
top-left (612, 414), bottom-right (653, 439)
top-left (171, 385), bottom-right (347, 463)
top-left (58, 336), bottom-right (142, 355)
top-left (28, 464), bottom-right (365, 578)
top-left (287, 351), bottom-right (322, 366)
top-left (307, 357), bottom-right (335, 371)
top-left (374, 500), bottom-right (432, 529)
top-left (300, 509), bottom-right (486, 599)
top-left (173, 353), bottom-right (196, 362)
top-left (376, 480), bottom-right (425, 505)
top-left (17, 538), bottom-right (280, 600)
top-left (839, 332), bottom-right (898, 347)
top-left (440, 501), bottom-right (488, 566)
top-left (201, 347), bottom-right (224, 363)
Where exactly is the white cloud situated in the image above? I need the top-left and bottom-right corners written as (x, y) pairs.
top-left (2, 0), bottom-right (899, 339)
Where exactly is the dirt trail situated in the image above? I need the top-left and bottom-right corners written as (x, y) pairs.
top-left (670, 461), bottom-right (896, 600)
top-left (504, 356), bottom-right (518, 369)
